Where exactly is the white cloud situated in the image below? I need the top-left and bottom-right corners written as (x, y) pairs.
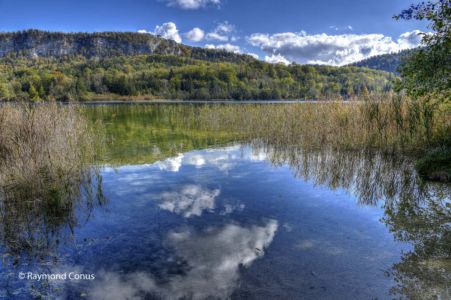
top-left (206, 22), bottom-right (236, 42)
top-left (205, 43), bottom-right (241, 53)
top-left (219, 203), bottom-right (245, 215)
top-left (163, 221), bottom-right (278, 298)
top-left (88, 220), bottom-right (278, 299)
top-left (157, 185), bottom-right (220, 217)
top-left (183, 153), bottom-right (207, 167)
top-left (182, 145), bottom-right (241, 172)
top-left (164, 0), bottom-right (221, 9)
top-left (137, 29), bottom-right (148, 34)
top-left (156, 153), bottom-right (184, 172)
top-left (185, 27), bottom-right (205, 42)
top-left (246, 52), bottom-right (259, 59)
top-left (154, 22), bottom-right (182, 43)
top-left (248, 30), bottom-right (424, 66)
top-left (264, 54), bottom-right (291, 65)
top-left (329, 25), bottom-right (353, 31)
top-left (397, 30), bottom-right (423, 48)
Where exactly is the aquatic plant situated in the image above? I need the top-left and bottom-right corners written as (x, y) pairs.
top-left (87, 95), bottom-right (449, 178)
top-left (192, 94), bottom-right (450, 171)
top-left (0, 103), bottom-right (105, 257)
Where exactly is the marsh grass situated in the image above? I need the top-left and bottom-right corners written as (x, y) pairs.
top-left (87, 94), bottom-right (449, 172)
top-left (193, 94), bottom-right (450, 155)
top-left (0, 102), bottom-right (104, 256)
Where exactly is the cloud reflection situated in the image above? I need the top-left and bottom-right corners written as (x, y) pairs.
top-left (157, 154), bottom-right (184, 172)
top-left (158, 185), bottom-right (220, 218)
top-left (88, 220), bottom-right (278, 300)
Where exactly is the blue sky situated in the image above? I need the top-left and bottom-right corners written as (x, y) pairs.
top-left (0, 0), bottom-right (428, 65)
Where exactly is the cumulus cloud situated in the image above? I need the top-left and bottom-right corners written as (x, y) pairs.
top-left (157, 185), bottom-right (220, 217)
top-left (164, 0), bottom-right (221, 9)
top-left (264, 54), bottom-right (291, 65)
top-left (248, 30), bottom-right (424, 66)
top-left (205, 44), bottom-right (258, 59)
top-left (154, 22), bottom-right (182, 43)
top-left (88, 220), bottom-right (278, 299)
top-left (156, 153), bottom-right (184, 172)
top-left (206, 22), bottom-right (236, 42)
top-left (246, 52), bottom-right (259, 59)
top-left (185, 27), bottom-right (205, 42)
top-left (182, 145), bottom-right (241, 172)
top-left (219, 203), bottom-right (245, 215)
top-left (398, 30), bottom-right (424, 48)
top-left (205, 43), bottom-right (241, 53)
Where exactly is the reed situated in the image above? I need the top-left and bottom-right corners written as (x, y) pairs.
top-left (0, 102), bottom-right (104, 256)
top-left (193, 94), bottom-right (450, 155)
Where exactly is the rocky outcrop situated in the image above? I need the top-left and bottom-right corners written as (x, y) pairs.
top-left (0, 30), bottom-right (185, 58)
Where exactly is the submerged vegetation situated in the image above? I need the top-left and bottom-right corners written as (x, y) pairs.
top-left (88, 103), bottom-right (450, 299)
top-left (86, 103), bottom-right (238, 165)
top-left (89, 93), bottom-right (449, 180)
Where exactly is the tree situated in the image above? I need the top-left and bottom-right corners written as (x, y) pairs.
top-left (395, 0), bottom-right (450, 101)
top-left (0, 82), bottom-right (12, 100)
top-left (28, 84), bottom-right (40, 101)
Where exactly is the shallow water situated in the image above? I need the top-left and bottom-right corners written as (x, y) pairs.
top-left (0, 104), bottom-right (449, 299)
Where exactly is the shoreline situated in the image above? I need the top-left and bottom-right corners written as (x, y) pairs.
top-left (78, 99), bottom-right (330, 105)
top-left (1, 99), bottom-right (353, 105)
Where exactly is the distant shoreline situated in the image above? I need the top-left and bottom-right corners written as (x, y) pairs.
top-left (75, 99), bottom-right (352, 105)
top-left (0, 99), bottom-right (359, 105)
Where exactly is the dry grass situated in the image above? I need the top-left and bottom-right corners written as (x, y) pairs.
top-left (195, 94), bottom-right (450, 154)
top-left (0, 102), bottom-right (103, 255)
top-left (0, 103), bottom-right (98, 195)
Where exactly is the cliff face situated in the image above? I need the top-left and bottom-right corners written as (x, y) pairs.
top-left (0, 30), bottom-right (256, 64)
top-left (0, 30), bottom-right (186, 58)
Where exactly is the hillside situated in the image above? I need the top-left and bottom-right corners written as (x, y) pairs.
top-left (350, 49), bottom-right (416, 73)
top-left (0, 30), bottom-right (396, 101)
top-left (0, 30), bottom-right (255, 63)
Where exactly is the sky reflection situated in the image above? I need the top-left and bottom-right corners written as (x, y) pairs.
top-left (2, 144), bottom-right (448, 299)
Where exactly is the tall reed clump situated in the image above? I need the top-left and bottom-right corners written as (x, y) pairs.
top-left (0, 103), bottom-right (104, 255)
top-left (195, 93), bottom-right (450, 156)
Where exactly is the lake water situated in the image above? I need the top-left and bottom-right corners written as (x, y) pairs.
top-left (0, 104), bottom-right (449, 299)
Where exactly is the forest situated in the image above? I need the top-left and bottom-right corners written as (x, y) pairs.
top-left (0, 31), bottom-right (395, 101)
top-left (350, 49), bottom-right (416, 73)
top-left (0, 54), bottom-right (394, 101)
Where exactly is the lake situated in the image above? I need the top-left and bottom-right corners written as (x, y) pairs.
top-left (0, 104), bottom-right (449, 299)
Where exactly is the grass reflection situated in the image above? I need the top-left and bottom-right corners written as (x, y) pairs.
top-left (0, 103), bottom-right (106, 260)
top-left (86, 102), bottom-right (449, 298)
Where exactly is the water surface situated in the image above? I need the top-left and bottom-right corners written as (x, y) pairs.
top-left (0, 104), bottom-right (449, 299)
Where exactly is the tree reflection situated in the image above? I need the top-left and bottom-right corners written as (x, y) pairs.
top-left (384, 194), bottom-right (450, 299)
top-left (249, 140), bottom-right (450, 299)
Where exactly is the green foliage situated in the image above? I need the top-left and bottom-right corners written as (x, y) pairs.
top-left (395, 0), bottom-right (451, 100)
top-left (415, 146), bottom-right (451, 181)
top-left (0, 81), bottom-right (12, 100)
top-left (0, 30), bottom-right (257, 63)
top-left (0, 30), bottom-right (398, 100)
top-left (0, 54), bottom-right (395, 101)
top-left (351, 49), bottom-right (417, 73)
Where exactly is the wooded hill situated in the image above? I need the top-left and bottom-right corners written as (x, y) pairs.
top-left (0, 30), bottom-right (395, 101)
top-left (351, 49), bottom-right (416, 73)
